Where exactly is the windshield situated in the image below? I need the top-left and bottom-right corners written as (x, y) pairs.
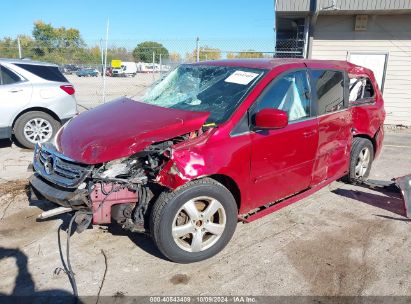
top-left (141, 64), bottom-right (265, 124)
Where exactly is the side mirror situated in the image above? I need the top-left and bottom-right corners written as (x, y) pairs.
top-left (253, 108), bottom-right (288, 130)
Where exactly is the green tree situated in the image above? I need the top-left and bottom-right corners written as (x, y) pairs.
top-left (31, 21), bottom-right (86, 63)
top-left (32, 21), bottom-right (84, 49)
top-left (184, 46), bottom-right (222, 63)
top-left (0, 35), bottom-right (36, 59)
top-left (226, 52), bottom-right (236, 59)
top-left (107, 47), bottom-right (134, 62)
top-left (169, 52), bottom-right (182, 63)
top-left (236, 50), bottom-right (264, 58)
top-left (132, 41), bottom-right (169, 63)
top-left (0, 37), bottom-right (19, 58)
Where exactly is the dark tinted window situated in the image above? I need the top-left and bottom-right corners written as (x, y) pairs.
top-left (311, 70), bottom-right (344, 115)
top-left (254, 70), bottom-right (311, 122)
top-left (15, 63), bottom-right (68, 82)
top-left (0, 66), bottom-right (21, 85)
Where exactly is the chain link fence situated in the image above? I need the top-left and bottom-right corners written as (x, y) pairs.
top-left (275, 39), bottom-right (305, 58)
top-left (0, 38), bottom-right (303, 111)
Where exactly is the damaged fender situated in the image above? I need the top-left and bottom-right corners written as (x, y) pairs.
top-left (156, 131), bottom-right (213, 188)
top-left (157, 150), bottom-right (207, 188)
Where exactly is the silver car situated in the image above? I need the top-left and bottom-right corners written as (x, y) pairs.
top-left (0, 58), bottom-right (77, 148)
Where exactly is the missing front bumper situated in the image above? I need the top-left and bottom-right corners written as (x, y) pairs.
top-left (30, 174), bottom-right (139, 225)
top-left (29, 174), bottom-right (89, 209)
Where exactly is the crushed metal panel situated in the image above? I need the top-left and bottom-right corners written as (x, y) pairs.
top-left (395, 175), bottom-right (411, 218)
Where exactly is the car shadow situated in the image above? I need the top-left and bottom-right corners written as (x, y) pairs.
top-left (0, 247), bottom-right (80, 303)
top-left (107, 223), bottom-right (166, 260)
top-left (0, 138), bottom-right (12, 149)
top-left (27, 185), bottom-right (167, 261)
top-left (332, 187), bottom-right (406, 217)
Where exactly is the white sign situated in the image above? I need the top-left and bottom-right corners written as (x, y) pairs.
top-left (225, 70), bottom-right (259, 85)
top-left (348, 52), bottom-right (388, 91)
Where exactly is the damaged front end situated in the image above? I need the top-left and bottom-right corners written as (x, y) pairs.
top-left (30, 131), bottom-right (201, 232)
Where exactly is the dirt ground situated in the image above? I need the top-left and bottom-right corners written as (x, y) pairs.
top-left (66, 73), bottom-right (159, 110)
top-left (0, 131), bottom-right (410, 298)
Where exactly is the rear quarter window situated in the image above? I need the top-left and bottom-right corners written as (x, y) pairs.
top-left (15, 63), bottom-right (68, 82)
top-left (349, 77), bottom-right (375, 105)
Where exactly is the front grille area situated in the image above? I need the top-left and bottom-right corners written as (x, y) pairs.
top-left (33, 143), bottom-right (93, 188)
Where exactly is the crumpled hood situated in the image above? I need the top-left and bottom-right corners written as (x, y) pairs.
top-left (56, 98), bottom-right (209, 164)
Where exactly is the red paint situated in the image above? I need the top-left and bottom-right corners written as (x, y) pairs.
top-left (58, 59), bottom-right (385, 219)
top-left (242, 174), bottom-right (339, 223)
top-left (254, 108), bottom-right (288, 129)
top-left (91, 183), bottom-right (138, 224)
top-left (56, 98), bottom-right (209, 164)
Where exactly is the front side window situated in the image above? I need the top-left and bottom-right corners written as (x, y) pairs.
top-left (0, 65), bottom-right (21, 85)
top-left (253, 70), bottom-right (311, 122)
top-left (142, 65), bottom-right (265, 124)
top-left (311, 70), bottom-right (344, 115)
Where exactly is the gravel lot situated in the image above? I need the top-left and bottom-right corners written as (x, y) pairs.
top-left (0, 126), bottom-right (410, 298)
top-left (66, 73), bottom-right (160, 110)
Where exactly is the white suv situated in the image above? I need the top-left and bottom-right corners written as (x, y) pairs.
top-left (0, 59), bottom-right (77, 148)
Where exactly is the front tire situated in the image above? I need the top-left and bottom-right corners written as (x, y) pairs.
top-left (346, 137), bottom-right (374, 183)
top-left (14, 111), bottom-right (61, 149)
top-left (150, 178), bottom-right (237, 263)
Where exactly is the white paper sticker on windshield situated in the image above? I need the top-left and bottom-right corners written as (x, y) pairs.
top-left (224, 70), bottom-right (259, 85)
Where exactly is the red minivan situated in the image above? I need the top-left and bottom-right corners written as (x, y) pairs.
top-left (30, 59), bottom-right (385, 263)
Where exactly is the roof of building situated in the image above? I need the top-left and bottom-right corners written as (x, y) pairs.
top-left (276, 0), bottom-right (411, 14)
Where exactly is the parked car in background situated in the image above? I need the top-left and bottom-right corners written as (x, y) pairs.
top-left (112, 62), bottom-right (137, 77)
top-left (62, 64), bottom-right (79, 75)
top-left (0, 58), bottom-right (77, 148)
top-left (76, 68), bottom-right (99, 77)
top-left (105, 67), bottom-right (113, 77)
top-left (30, 59), bottom-right (385, 263)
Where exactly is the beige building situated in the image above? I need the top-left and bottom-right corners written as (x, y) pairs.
top-left (275, 0), bottom-right (411, 125)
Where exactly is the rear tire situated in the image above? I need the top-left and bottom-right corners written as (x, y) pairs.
top-left (14, 111), bottom-right (61, 149)
top-left (346, 137), bottom-right (374, 184)
top-left (150, 178), bottom-right (237, 263)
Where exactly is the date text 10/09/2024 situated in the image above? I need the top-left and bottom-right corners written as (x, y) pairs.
top-left (149, 296), bottom-right (257, 303)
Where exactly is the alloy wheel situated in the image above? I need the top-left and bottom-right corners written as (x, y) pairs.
top-left (172, 196), bottom-right (226, 253)
top-left (355, 147), bottom-right (371, 178)
top-left (23, 118), bottom-right (53, 144)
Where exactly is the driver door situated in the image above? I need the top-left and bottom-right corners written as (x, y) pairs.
top-left (249, 69), bottom-right (318, 209)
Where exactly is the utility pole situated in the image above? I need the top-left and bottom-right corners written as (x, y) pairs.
top-left (100, 38), bottom-right (104, 91)
top-left (103, 18), bottom-right (109, 103)
top-left (159, 53), bottom-right (162, 78)
top-left (100, 38), bottom-right (104, 71)
top-left (152, 51), bottom-right (155, 81)
top-left (196, 37), bottom-right (200, 62)
top-left (17, 36), bottom-right (22, 59)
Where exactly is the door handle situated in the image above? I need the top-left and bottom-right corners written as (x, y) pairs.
top-left (8, 89), bottom-right (22, 93)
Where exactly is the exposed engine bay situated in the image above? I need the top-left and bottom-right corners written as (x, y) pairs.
top-left (31, 130), bottom-right (202, 233)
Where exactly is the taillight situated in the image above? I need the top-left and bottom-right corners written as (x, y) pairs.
top-left (60, 85), bottom-right (75, 95)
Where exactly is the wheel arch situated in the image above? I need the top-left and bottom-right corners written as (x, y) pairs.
top-left (12, 107), bottom-right (61, 131)
top-left (353, 134), bottom-right (376, 156)
top-left (207, 174), bottom-right (241, 212)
